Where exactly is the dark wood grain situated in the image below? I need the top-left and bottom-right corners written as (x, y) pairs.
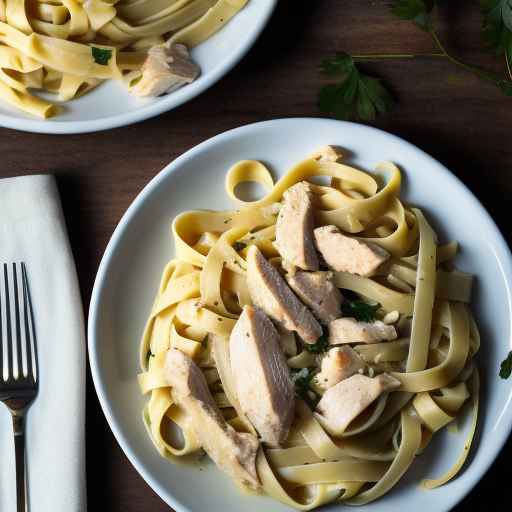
top-left (0, 0), bottom-right (510, 510)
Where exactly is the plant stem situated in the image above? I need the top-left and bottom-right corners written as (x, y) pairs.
top-left (351, 52), bottom-right (445, 61)
top-left (429, 29), bottom-right (509, 86)
top-left (506, 51), bottom-right (512, 81)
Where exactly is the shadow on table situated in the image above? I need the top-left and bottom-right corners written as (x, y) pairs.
top-left (243, 0), bottom-right (323, 66)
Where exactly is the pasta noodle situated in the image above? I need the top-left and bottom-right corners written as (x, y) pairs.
top-left (137, 150), bottom-right (480, 509)
top-left (0, 0), bottom-right (248, 117)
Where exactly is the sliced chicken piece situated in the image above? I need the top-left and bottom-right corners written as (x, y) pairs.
top-left (309, 145), bottom-right (342, 162)
top-left (286, 270), bottom-right (342, 324)
top-left (314, 225), bottom-right (390, 276)
top-left (329, 317), bottom-right (397, 345)
top-left (165, 349), bottom-right (260, 489)
top-left (315, 373), bottom-right (401, 436)
top-left (315, 346), bottom-right (365, 391)
top-left (131, 42), bottom-right (199, 97)
top-left (230, 306), bottom-right (295, 447)
top-left (246, 246), bottom-right (322, 343)
top-left (275, 182), bottom-right (319, 271)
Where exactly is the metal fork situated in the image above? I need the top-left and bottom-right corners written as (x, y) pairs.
top-left (0, 263), bottom-right (39, 512)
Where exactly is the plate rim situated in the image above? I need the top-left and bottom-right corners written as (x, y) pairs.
top-left (88, 118), bottom-right (512, 511)
top-left (0, 0), bottom-right (278, 135)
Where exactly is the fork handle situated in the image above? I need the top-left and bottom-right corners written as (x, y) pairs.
top-left (12, 414), bottom-right (26, 512)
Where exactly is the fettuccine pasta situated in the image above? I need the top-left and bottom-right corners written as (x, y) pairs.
top-left (0, 0), bottom-right (247, 117)
top-left (138, 147), bottom-right (479, 509)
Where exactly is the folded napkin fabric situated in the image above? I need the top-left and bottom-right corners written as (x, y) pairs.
top-left (0, 175), bottom-right (86, 512)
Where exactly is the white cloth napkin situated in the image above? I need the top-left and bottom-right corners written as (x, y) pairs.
top-left (0, 175), bottom-right (86, 512)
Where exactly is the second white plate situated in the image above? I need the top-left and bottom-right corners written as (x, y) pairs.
top-left (0, 0), bottom-right (277, 134)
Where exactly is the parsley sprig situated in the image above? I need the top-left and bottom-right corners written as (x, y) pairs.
top-left (319, 54), bottom-right (393, 121)
top-left (393, 0), bottom-right (512, 95)
top-left (499, 350), bottom-right (512, 379)
top-left (319, 1), bottom-right (512, 120)
top-left (481, 0), bottom-right (512, 80)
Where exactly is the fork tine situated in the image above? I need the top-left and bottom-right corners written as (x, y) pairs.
top-left (22, 263), bottom-right (37, 382)
top-left (4, 264), bottom-right (13, 381)
top-left (12, 263), bottom-right (24, 380)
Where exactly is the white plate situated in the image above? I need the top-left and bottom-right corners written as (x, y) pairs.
top-left (88, 118), bottom-right (512, 511)
top-left (0, 0), bottom-right (276, 135)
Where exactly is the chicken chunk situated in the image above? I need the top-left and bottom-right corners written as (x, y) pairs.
top-left (286, 270), bottom-right (342, 324)
top-left (315, 346), bottom-right (365, 391)
top-left (165, 349), bottom-right (260, 489)
top-left (314, 225), bottom-right (390, 276)
top-left (329, 317), bottom-right (397, 345)
top-left (246, 246), bottom-right (322, 343)
top-left (275, 182), bottom-right (319, 271)
top-left (230, 306), bottom-right (295, 447)
top-left (131, 42), bottom-right (199, 97)
top-left (315, 373), bottom-right (401, 436)
top-left (309, 145), bottom-right (342, 162)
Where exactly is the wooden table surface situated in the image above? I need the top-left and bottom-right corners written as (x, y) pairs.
top-left (0, 0), bottom-right (510, 509)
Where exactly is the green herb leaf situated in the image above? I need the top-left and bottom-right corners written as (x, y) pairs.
top-left (499, 350), bottom-right (512, 378)
top-left (92, 47), bottom-right (113, 66)
top-left (504, 1), bottom-right (512, 31)
top-left (499, 78), bottom-right (512, 94)
top-left (319, 55), bottom-right (393, 121)
top-left (291, 368), bottom-right (319, 408)
top-left (232, 241), bottom-right (247, 252)
top-left (481, 1), bottom-right (512, 59)
top-left (320, 52), bottom-right (355, 76)
top-left (303, 334), bottom-right (329, 354)
top-left (391, 0), bottom-right (433, 30)
top-left (341, 301), bottom-right (381, 322)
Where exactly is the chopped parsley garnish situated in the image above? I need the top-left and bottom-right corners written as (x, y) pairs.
top-left (341, 301), bottom-right (381, 322)
top-left (232, 241), bottom-right (247, 252)
top-left (291, 367), bottom-right (319, 408)
top-left (92, 47), bottom-right (113, 65)
top-left (340, 289), bottom-right (360, 301)
top-left (303, 333), bottom-right (329, 354)
top-left (499, 350), bottom-right (512, 379)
